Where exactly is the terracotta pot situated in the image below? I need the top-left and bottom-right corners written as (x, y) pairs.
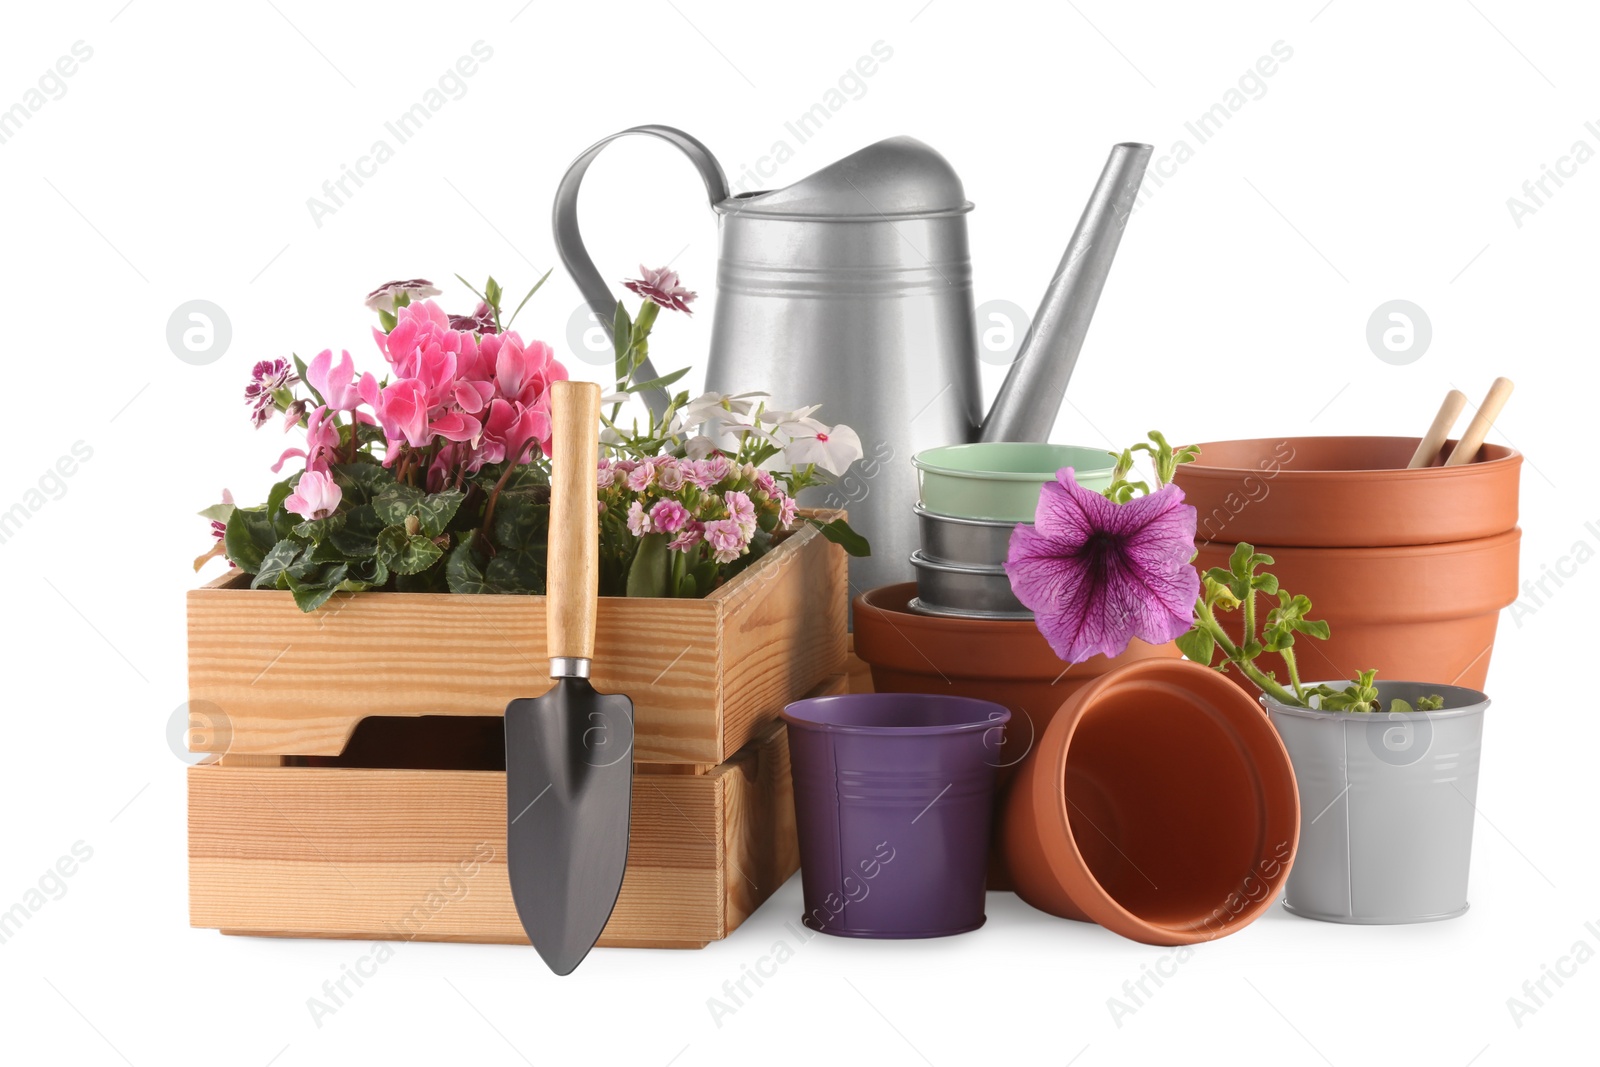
top-left (1001, 658), bottom-right (1300, 945)
top-left (853, 583), bottom-right (1181, 889)
top-left (1194, 528), bottom-right (1520, 693)
top-left (853, 583), bottom-right (1180, 760)
top-left (1174, 436), bottom-right (1521, 547)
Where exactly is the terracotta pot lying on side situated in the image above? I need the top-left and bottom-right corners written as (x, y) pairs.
top-left (1194, 528), bottom-right (1520, 693)
top-left (852, 583), bottom-right (1181, 889)
top-left (1001, 658), bottom-right (1300, 946)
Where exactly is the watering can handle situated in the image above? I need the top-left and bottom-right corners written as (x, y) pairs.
top-left (552, 125), bottom-right (729, 417)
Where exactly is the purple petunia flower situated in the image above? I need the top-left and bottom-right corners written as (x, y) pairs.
top-left (1005, 468), bottom-right (1200, 664)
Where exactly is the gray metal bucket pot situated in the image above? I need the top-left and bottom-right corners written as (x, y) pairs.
top-left (1261, 681), bottom-right (1489, 924)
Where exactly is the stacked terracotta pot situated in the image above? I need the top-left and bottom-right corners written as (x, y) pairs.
top-left (1172, 436), bottom-right (1522, 692)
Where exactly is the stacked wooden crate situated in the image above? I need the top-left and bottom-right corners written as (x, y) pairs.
top-left (186, 520), bottom-right (848, 948)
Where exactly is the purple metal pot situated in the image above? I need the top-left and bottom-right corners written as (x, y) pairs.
top-left (781, 693), bottom-right (1010, 938)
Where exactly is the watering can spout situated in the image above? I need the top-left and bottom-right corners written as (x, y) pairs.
top-left (979, 142), bottom-right (1153, 443)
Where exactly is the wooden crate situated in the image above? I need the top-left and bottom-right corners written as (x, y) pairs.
top-left (189, 676), bottom-right (842, 948)
top-left (187, 515), bottom-right (847, 764)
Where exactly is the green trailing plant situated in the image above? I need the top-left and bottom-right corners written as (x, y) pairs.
top-left (1176, 543), bottom-right (1444, 713)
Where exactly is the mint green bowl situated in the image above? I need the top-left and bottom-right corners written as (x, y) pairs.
top-left (912, 443), bottom-right (1116, 522)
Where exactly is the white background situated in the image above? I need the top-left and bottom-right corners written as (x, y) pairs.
top-left (1, 1), bottom-right (1591, 1064)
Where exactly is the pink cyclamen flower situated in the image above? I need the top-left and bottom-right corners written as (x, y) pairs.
top-left (305, 349), bottom-right (363, 411)
top-left (623, 265), bottom-right (697, 314)
top-left (365, 278), bottom-right (441, 313)
top-left (627, 500), bottom-right (653, 537)
top-left (272, 404), bottom-right (340, 474)
top-left (283, 469), bottom-right (343, 521)
top-left (667, 520), bottom-right (704, 552)
top-left (703, 518), bottom-right (748, 564)
top-left (374, 378), bottom-right (431, 448)
top-left (650, 499), bottom-right (691, 534)
top-left (1005, 469), bottom-right (1200, 664)
top-left (724, 490), bottom-right (757, 535)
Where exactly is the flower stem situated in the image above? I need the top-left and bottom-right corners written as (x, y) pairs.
top-left (1195, 602), bottom-right (1303, 707)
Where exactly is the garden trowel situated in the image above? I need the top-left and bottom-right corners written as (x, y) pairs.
top-left (505, 379), bottom-right (634, 975)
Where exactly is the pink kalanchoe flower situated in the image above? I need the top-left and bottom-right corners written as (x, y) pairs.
top-left (283, 469), bottom-right (343, 521)
top-left (777, 493), bottom-right (797, 528)
top-left (596, 463), bottom-right (616, 490)
top-left (650, 499), bottom-right (691, 534)
top-left (655, 456), bottom-right (686, 492)
top-left (688, 454), bottom-right (732, 489)
top-left (623, 265), bottom-right (697, 315)
top-left (626, 463), bottom-right (656, 492)
top-left (305, 349), bottom-right (363, 411)
top-left (365, 279), bottom-right (441, 313)
top-left (703, 518), bottom-right (748, 564)
top-left (627, 500), bottom-right (653, 537)
top-left (1005, 469), bottom-right (1201, 664)
top-left (752, 468), bottom-right (778, 497)
top-left (724, 490), bottom-right (757, 536)
top-left (667, 520), bottom-right (704, 552)
top-left (448, 301), bottom-right (499, 335)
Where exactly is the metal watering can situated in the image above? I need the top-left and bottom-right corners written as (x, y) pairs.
top-left (554, 126), bottom-right (1152, 596)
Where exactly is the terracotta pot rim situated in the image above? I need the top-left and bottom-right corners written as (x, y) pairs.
top-left (1033, 659), bottom-right (1300, 943)
top-left (1198, 526), bottom-right (1520, 560)
top-left (1181, 436), bottom-right (1521, 479)
top-left (857, 582), bottom-right (1041, 634)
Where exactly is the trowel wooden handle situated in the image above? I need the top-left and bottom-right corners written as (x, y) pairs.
top-left (1407, 389), bottom-right (1467, 468)
top-left (546, 380), bottom-right (602, 662)
top-left (1444, 377), bottom-right (1514, 467)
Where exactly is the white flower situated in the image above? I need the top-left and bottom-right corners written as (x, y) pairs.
top-left (678, 391), bottom-right (770, 432)
top-left (760, 404), bottom-right (821, 428)
top-left (781, 419), bottom-right (864, 477)
top-left (684, 435), bottom-right (720, 459)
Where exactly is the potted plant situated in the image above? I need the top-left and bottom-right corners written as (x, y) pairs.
top-left (186, 267), bottom-right (873, 951)
top-left (190, 269), bottom-right (869, 765)
top-left (1180, 545), bottom-right (1490, 925)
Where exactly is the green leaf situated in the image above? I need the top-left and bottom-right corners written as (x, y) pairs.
top-left (197, 500), bottom-right (236, 524)
top-left (506, 268), bottom-right (552, 326)
top-left (626, 534), bottom-right (671, 598)
top-left (611, 300), bottom-right (632, 385)
top-left (223, 507), bottom-right (277, 573)
top-left (332, 462), bottom-right (392, 506)
top-left (373, 482), bottom-right (425, 526)
top-left (1228, 542), bottom-right (1254, 578)
top-left (395, 565), bottom-right (449, 593)
top-left (284, 566), bottom-right (347, 612)
top-left (1418, 694), bottom-right (1446, 711)
top-left (1252, 572), bottom-right (1280, 595)
top-left (810, 517), bottom-right (871, 557)
top-left (413, 489), bottom-right (466, 538)
top-left (1174, 627), bottom-right (1215, 666)
top-left (454, 273), bottom-right (489, 305)
top-left (626, 367), bottom-right (692, 394)
top-left (292, 512), bottom-right (346, 542)
top-left (375, 524), bottom-right (444, 576)
top-left (1388, 698), bottom-right (1414, 714)
top-left (252, 539), bottom-right (303, 590)
top-left (328, 504), bottom-right (385, 558)
top-left (445, 541), bottom-right (492, 594)
top-left (1293, 618), bottom-right (1331, 641)
top-left (378, 308), bottom-right (397, 332)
